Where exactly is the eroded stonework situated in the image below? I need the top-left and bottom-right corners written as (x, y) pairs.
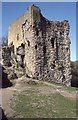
top-left (7, 4), bottom-right (72, 85)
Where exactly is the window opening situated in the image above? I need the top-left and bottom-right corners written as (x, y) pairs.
top-left (36, 28), bottom-right (39, 36)
top-left (66, 47), bottom-right (68, 51)
top-left (53, 60), bottom-right (55, 64)
top-left (21, 43), bottom-right (25, 48)
top-left (27, 40), bottom-right (30, 46)
top-left (51, 38), bottom-right (54, 48)
top-left (17, 34), bottom-right (19, 40)
top-left (43, 45), bottom-right (46, 54)
top-left (35, 44), bottom-right (37, 49)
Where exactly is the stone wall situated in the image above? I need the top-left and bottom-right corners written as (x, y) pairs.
top-left (2, 46), bottom-right (12, 66)
top-left (8, 4), bottom-right (72, 85)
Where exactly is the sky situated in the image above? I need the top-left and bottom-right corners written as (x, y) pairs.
top-left (76, 2), bottom-right (78, 60)
top-left (2, 2), bottom-right (76, 61)
top-left (0, 2), bottom-right (2, 39)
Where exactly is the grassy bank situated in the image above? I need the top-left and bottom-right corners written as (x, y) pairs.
top-left (12, 80), bottom-right (76, 118)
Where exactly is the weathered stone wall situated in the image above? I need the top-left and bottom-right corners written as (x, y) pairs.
top-left (42, 20), bottom-right (72, 85)
top-left (2, 46), bottom-right (13, 66)
top-left (8, 5), bottom-right (40, 53)
top-left (8, 4), bottom-right (72, 85)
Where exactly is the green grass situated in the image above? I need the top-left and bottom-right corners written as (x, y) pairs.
top-left (21, 79), bottom-right (77, 92)
top-left (63, 86), bottom-right (77, 92)
top-left (12, 82), bottom-right (76, 118)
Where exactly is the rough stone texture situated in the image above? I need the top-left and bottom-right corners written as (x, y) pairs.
top-left (2, 44), bottom-right (25, 79)
top-left (8, 4), bottom-right (72, 85)
top-left (2, 46), bottom-right (12, 66)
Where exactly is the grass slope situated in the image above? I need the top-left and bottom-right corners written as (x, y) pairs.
top-left (12, 80), bottom-right (76, 118)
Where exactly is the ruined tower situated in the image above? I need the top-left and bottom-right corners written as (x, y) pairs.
top-left (8, 4), bottom-right (72, 85)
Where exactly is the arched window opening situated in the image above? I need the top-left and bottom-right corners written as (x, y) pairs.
top-left (51, 38), bottom-right (54, 48)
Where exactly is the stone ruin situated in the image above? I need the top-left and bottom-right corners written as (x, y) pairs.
top-left (2, 4), bottom-right (72, 86)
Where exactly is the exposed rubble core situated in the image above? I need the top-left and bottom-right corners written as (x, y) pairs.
top-left (2, 4), bottom-right (72, 85)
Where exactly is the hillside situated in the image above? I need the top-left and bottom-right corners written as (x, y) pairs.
top-left (1, 60), bottom-right (77, 118)
top-left (2, 77), bottom-right (77, 118)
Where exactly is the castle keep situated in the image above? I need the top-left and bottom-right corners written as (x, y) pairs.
top-left (7, 4), bottom-right (72, 85)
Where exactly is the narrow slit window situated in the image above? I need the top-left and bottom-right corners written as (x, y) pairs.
top-left (60, 31), bottom-right (62, 35)
top-left (51, 38), bottom-right (54, 48)
top-left (43, 45), bottom-right (46, 54)
top-left (17, 34), bottom-right (19, 40)
top-left (36, 28), bottom-right (39, 36)
top-left (27, 40), bottom-right (30, 46)
top-left (35, 44), bottom-right (37, 49)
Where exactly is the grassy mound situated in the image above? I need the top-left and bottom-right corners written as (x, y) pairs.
top-left (11, 80), bottom-right (76, 118)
